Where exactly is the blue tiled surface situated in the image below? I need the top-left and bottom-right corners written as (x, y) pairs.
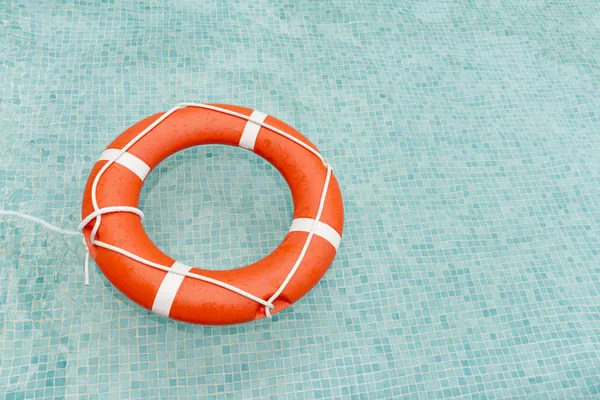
top-left (1, 0), bottom-right (600, 398)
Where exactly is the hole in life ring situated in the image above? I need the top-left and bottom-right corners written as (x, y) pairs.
top-left (139, 145), bottom-right (293, 271)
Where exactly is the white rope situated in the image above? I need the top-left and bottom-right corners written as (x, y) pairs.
top-left (179, 103), bottom-right (328, 167)
top-left (88, 106), bottom-right (185, 244)
top-left (0, 210), bottom-right (80, 236)
top-left (89, 239), bottom-right (274, 309)
top-left (78, 206), bottom-right (145, 285)
top-left (0, 207), bottom-right (145, 286)
top-left (0, 210), bottom-right (91, 283)
top-left (77, 206), bottom-right (144, 232)
top-left (2, 103), bottom-right (333, 319)
top-left (265, 165), bottom-right (332, 317)
top-left (82, 236), bottom-right (90, 286)
top-left (86, 103), bottom-right (333, 317)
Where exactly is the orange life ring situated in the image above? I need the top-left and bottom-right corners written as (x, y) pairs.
top-left (81, 104), bottom-right (344, 325)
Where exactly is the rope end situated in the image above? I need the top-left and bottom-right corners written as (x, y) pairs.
top-left (265, 304), bottom-right (275, 319)
top-left (84, 250), bottom-right (90, 286)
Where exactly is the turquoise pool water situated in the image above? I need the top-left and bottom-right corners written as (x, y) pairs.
top-left (1, 0), bottom-right (599, 398)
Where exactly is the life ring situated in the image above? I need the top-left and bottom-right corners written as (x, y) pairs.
top-left (80, 104), bottom-right (344, 325)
